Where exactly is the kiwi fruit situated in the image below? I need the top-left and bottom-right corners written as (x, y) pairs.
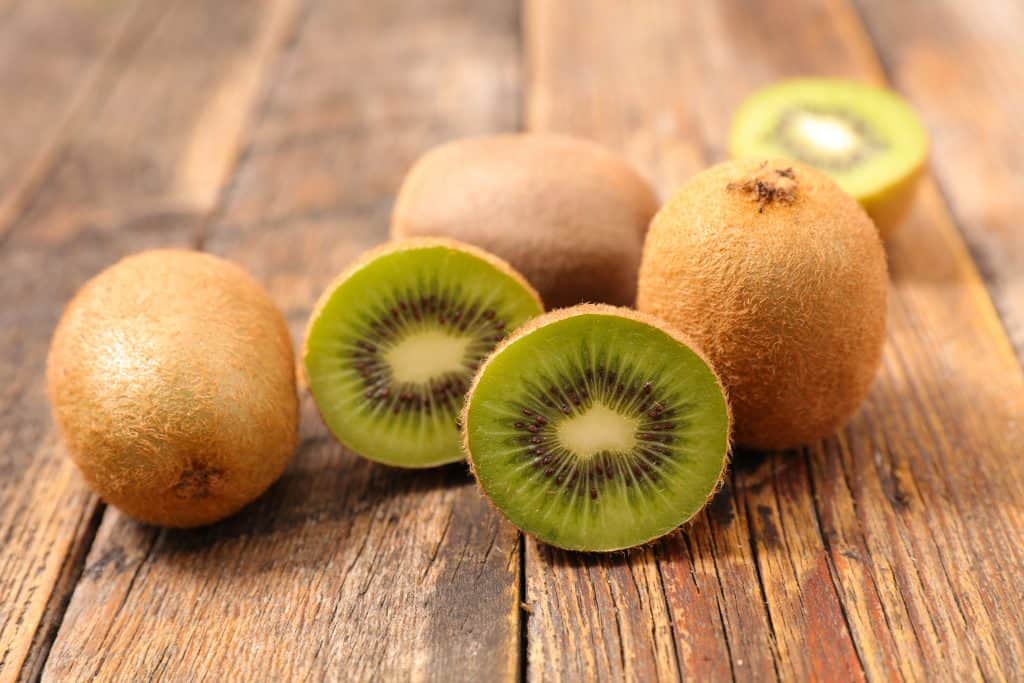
top-left (462, 304), bottom-right (730, 552)
top-left (729, 78), bottom-right (928, 238)
top-left (390, 133), bottom-right (659, 308)
top-left (637, 158), bottom-right (888, 450)
top-left (303, 238), bottom-right (543, 468)
top-left (46, 250), bottom-right (298, 528)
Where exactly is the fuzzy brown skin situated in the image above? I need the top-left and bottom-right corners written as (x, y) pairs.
top-left (391, 134), bottom-right (659, 309)
top-left (300, 237), bottom-right (543, 464)
top-left (461, 304), bottom-right (733, 551)
top-left (638, 159), bottom-right (888, 450)
top-left (46, 250), bottom-right (298, 527)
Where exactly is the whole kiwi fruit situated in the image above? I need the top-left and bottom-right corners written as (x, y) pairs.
top-left (637, 159), bottom-right (888, 449)
top-left (391, 133), bottom-right (659, 308)
top-left (47, 249), bottom-right (298, 527)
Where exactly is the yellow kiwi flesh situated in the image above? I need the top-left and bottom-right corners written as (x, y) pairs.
top-left (46, 250), bottom-right (298, 527)
top-left (391, 133), bottom-right (659, 308)
top-left (637, 159), bottom-right (888, 450)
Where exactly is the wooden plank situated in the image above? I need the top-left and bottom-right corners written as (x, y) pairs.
top-left (43, 0), bottom-right (524, 679)
top-left (0, 2), bottom-right (294, 680)
top-left (524, 0), bottom-right (1024, 680)
top-left (850, 0), bottom-right (1024, 356)
top-left (0, 0), bottom-right (142, 238)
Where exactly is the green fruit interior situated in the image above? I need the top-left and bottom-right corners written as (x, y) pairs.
top-left (465, 313), bottom-right (729, 551)
top-left (305, 244), bottom-right (543, 467)
top-left (729, 78), bottom-right (927, 201)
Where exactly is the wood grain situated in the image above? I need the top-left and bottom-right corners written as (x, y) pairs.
top-left (852, 0), bottom-right (1024, 357)
top-left (42, 0), bottom-right (524, 680)
top-left (2, 1), bottom-right (1022, 680)
top-left (0, 0), bottom-right (142, 238)
top-left (524, 0), bottom-right (1024, 680)
top-left (0, 2), bottom-right (295, 681)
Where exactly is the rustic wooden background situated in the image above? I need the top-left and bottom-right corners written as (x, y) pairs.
top-left (1, 0), bottom-right (1022, 680)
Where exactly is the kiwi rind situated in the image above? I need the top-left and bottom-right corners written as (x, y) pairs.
top-left (304, 237), bottom-right (543, 468)
top-left (391, 134), bottom-right (659, 308)
top-left (637, 158), bottom-right (888, 450)
top-left (729, 78), bottom-right (928, 238)
top-left (461, 303), bottom-right (732, 552)
top-left (46, 250), bottom-right (298, 528)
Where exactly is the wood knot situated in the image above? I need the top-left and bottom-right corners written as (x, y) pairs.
top-left (727, 163), bottom-right (798, 213)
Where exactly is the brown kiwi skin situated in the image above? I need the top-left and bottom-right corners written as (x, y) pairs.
top-left (637, 159), bottom-right (888, 450)
top-left (46, 250), bottom-right (298, 528)
top-left (460, 303), bottom-right (733, 551)
top-left (391, 134), bottom-right (659, 309)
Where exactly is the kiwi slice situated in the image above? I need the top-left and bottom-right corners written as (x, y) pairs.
top-left (463, 305), bottom-right (730, 552)
top-left (304, 238), bottom-right (543, 468)
top-left (729, 78), bottom-right (927, 237)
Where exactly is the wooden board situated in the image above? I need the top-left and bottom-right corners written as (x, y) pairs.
top-left (523, 0), bottom-right (1024, 680)
top-left (41, 0), bottom-right (523, 680)
top-left (0, 0), bottom-right (1021, 680)
top-left (0, 0), bottom-right (141, 236)
top-left (853, 0), bottom-right (1024, 356)
top-left (0, 1), bottom-right (277, 678)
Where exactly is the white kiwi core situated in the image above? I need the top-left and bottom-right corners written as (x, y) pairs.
top-left (792, 111), bottom-right (862, 155)
top-left (385, 331), bottom-right (473, 384)
top-left (556, 403), bottom-right (638, 458)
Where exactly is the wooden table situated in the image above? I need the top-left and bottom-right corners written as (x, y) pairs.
top-left (2, 1), bottom-right (1022, 680)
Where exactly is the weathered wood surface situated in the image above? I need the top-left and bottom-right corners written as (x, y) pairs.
top-left (39, 1), bottom-right (523, 681)
top-left (854, 0), bottom-right (1024, 359)
top-left (524, 0), bottom-right (1023, 680)
top-left (0, 1), bottom-right (277, 679)
top-left (0, 0), bottom-right (1021, 681)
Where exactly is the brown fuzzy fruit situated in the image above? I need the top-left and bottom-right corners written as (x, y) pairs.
top-left (391, 133), bottom-right (659, 308)
top-left (46, 250), bottom-right (298, 527)
top-left (637, 159), bottom-right (888, 449)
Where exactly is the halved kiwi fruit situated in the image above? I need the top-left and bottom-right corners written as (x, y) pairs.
top-left (729, 78), bottom-right (927, 238)
top-left (304, 238), bottom-right (543, 468)
top-left (462, 305), bottom-right (730, 552)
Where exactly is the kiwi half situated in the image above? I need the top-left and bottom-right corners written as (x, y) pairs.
top-left (729, 78), bottom-right (927, 238)
top-left (304, 238), bottom-right (543, 468)
top-left (462, 305), bottom-right (730, 552)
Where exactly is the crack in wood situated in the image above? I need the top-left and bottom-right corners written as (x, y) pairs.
top-left (805, 447), bottom-right (869, 679)
top-left (743, 492), bottom-right (783, 682)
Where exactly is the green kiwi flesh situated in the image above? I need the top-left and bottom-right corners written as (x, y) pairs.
top-left (463, 305), bottom-right (730, 551)
top-left (304, 239), bottom-right (543, 468)
top-left (729, 78), bottom-right (927, 236)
